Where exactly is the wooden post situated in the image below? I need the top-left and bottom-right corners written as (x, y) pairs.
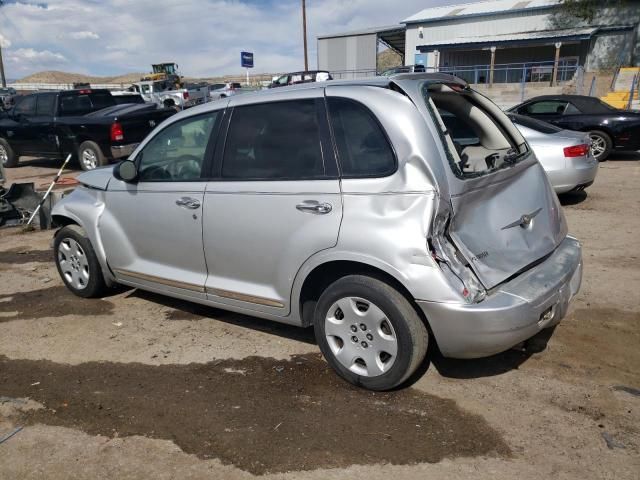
top-left (302, 0), bottom-right (309, 71)
top-left (552, 42), bottom-right (562, 86)
top-left (489, 46), bottom-right (496, 87)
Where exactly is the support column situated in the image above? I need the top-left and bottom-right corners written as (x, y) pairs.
top-left (434, 50), bottom-right (439, 72)
top-left (489, 46), bottom-right (496, 87)
top-left (552, 42), bottom-right (562, 86)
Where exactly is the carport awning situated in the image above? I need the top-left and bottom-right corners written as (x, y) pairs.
top-left (418, 27), bottom-right (598, 51)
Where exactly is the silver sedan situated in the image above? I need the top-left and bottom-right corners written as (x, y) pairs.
top-left (508, 113), bottom-right (598, 194)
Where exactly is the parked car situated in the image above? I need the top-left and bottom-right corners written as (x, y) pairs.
top-left (0, 87), bottom-right (18, 110)
top-left (380, 64), bottom-right (426, 76)
top-left (131, 80), bottom-right (209, 110)
top-left (0, 89), bottom-right (175, 171)
top-left (51, 73), bottom-right (582, 391)
top-left (508, 95), bottom-right (640, 161)
top-left (268, 70), bottom-right (332, 88)
top-left (507, 114), bottom-right (598, 194)
top-left (208, 82), bottom-right (243, 100)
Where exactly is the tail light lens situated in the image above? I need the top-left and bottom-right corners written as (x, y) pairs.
top-left (183, 91), bottom-right (189, 99)
top-left (110, 122), bottom-right (124, 142)
top-left (564, 144), bottom-right (589, 157)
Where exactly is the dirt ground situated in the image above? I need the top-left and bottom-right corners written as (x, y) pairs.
top-left (0, 155), bottom-right (638, 479)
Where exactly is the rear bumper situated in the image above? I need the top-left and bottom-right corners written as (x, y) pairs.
top-left (417, 236), bottom-right (582, 359)
top-left (547, 157), bottom-right (598, 194)
top-left (111, 143), bottom-right (139, 159)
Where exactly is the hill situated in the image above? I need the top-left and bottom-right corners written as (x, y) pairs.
top-left (17, 71), bottom-right (146, 84)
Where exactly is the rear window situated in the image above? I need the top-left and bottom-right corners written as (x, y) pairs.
top-left (58, 92), bottom-right (115, 116)
top-left (423, 83), bottom-right (528, 178)
top-left (327, 97), bottom-right (396, 177)
top-left (508, 113), bottom-right (562, 134)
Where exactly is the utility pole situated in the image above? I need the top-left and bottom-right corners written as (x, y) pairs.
top-left (0, 1), bottom-right (5, 87)
top-left (302, 0), bottom-right (308, 71)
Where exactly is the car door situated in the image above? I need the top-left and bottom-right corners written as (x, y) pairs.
top-left (31, 93), bottom-right (59, 155)
top-left (7, 94), bottom-right (38, 154)
top-left (202, 90), bottom-right (342, 315)
top-left (99, 109), bottom-right (222, 298)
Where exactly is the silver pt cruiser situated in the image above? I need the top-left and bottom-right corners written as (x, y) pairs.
top-left (52, 73), bottom-right (582, 391)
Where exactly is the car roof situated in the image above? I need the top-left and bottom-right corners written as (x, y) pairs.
top-left (517, 94), bottom-right (617, 113)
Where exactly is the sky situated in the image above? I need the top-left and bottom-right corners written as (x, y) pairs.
top-left (0, 0), bottom-right (468, 79)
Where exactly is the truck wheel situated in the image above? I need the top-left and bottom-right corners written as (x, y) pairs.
top-left (314, 275), bottom-right (429, 391)
top-left (0, 138), bottom-right (18, 168)
top-left (78, 141), bottom-right (107, 171)
top-left (54, 225), bottom-right (107, 298)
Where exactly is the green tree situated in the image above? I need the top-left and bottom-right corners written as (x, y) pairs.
top-left (557, 0), bottom-right (628, 22)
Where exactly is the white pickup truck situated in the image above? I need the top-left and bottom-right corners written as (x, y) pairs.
top-left (130, 80), bottom-right (209, 110)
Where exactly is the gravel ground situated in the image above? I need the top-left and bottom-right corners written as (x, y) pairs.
top-left (0, 155), bottom-right (638, 479)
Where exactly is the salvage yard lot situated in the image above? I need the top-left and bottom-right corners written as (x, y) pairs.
top-left (0, 156), bottom-right (639, 479)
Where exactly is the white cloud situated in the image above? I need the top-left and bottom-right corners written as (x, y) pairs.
top-left (0, 34), bottom-right (10, 48)
top-left (0, 0), bottom-right (462, 78)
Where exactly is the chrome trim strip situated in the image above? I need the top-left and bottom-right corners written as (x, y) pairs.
top-left (208, 288), bottom-right (285, 308)
top-left (113, 268), bottom-right (205, 293)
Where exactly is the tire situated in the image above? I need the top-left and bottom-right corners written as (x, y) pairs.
top-left (0, 137), bottom-right (18, 168)
top-left (78, 140), bottom-right (107, 171)
top-left (588, 130), bottom-right (612, 162)
top-left (54, 225), bottom-right (107, 298)
top-left (314, 275), bottom-right (429, 391)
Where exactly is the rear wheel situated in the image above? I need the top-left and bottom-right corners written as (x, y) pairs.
top-left (78, 141), bottom-right (107, 171)
top-left (588, 130), bottom-right (612, 162)
top-left (0, 138), bottom-right (18, 168)
top-left (54, 225), bottom-right (107, 298)
top-left (314, 275), bottom-right (429, 391)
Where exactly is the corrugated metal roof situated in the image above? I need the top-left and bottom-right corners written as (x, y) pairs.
top-left (403, 0), bottom-right (559, 24)
top-left (418, 27), bottom-right (597, 47)
top-left (317, 24), bottom-right (405, 40)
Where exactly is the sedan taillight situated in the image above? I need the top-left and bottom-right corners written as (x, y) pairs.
top-left (110, 122), bottom-right (124, 142)
top-left (564, 144), bottom-right (589, 157)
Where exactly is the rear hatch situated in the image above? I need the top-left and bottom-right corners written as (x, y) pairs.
top-left (398, 78), bottom-right (567, 290)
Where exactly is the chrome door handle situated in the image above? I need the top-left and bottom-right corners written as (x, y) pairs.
top-left (175, 197), bottom-right (201, 209)
top-left (296, 201), bottom-right (332, 215)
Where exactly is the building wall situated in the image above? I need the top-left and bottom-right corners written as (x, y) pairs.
top-left (317, 34), bottom-right (378, 76)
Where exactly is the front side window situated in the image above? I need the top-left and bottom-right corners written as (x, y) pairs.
top-left (14, 95), bottom-right (37, 116)
top-left (328, 97), bottom-right (396, 177)
top-left (222, 99), bottom-right (324, 180)
top-left (137, 112), bottom-right (218, 182)
top-left (524, 100), bottom-right (568, 115)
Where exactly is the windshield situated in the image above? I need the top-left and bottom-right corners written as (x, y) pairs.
top-left (508, 113), bottom-right (563, 134)
top-left (422, 82), bottom-right (529, 179)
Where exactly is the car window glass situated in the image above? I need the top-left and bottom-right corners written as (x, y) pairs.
top-left (14, 95), bottom-right (36, 116)
top-left (36, 94), bottom-right (56, 116)
top-left (526, 100), bottom-right (568, 115)
top-left (222, 99), bottom-right (324, 180)
top-left (565, 102), bottom-right (581, 114)
top-left (328, 97), bottom-right (396, 177)
top-left (508, 114), bottom-right (562, 134)
top-left (138, 112), bottom-right (218, 182)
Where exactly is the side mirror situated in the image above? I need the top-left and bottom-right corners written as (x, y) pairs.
top-left (114, 159), bottom-right (138, 183)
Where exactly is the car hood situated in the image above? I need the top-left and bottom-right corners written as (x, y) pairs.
top-left (76, 166), bottom-right (115, 190)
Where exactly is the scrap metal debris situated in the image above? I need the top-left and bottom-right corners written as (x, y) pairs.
top-left (612, 385), bottom-right (640, 397)
top-left (601, 432), bottom-right (625, 450)
top-left (0, 426), bottom-right (23, 445)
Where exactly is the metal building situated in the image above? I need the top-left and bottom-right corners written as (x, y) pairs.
top-left (317, 25), bottom-right (405, 78)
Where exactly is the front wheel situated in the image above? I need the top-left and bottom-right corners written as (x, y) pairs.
top-left (314, 275), bottom-right (429, 391)
top-left (54, 225), bottom-right (107, 298)
top-left (588, 130), bottom-right (612, 162)
top-left (0, 138), bottom-right (18, 167)
top-left (78, 141), bottom-right (107, 171)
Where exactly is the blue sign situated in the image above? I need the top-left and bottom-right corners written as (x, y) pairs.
top-left (241, 51), bottom-right (254, 68)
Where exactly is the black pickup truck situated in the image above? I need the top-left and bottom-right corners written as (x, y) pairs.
top-left (0, 89), bottom-right (175, 170)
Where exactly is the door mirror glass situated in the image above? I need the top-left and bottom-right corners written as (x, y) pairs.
top-left (114, 160), bottom-right (138, 182)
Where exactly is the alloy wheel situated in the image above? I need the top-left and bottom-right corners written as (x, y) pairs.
top-left (57, 238), bottom-right (90, 290)
top-left (0, 145), bottom-right (7, 166)
top-left (324, 296), bottom-right (398, 377)
top-left (589, 134), bottom-right (606, 160)
top-left (81, 148), bottom-right (98, 170)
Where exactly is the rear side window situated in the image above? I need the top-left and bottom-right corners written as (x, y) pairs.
top-left (36, 94), bottom-right (56, 116)
top-left (328, 98), bottom-right (396, 177)
top-left (523, 100), bottom-right (567, 115)
top-left (508, 114), bottom-right (562, 134)
top-left (222, 99), bottom-right (325, 180)
top-left (14, 95), bottom-right (36, 116)
top-left (58, 92), bottom-right (115, 116)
